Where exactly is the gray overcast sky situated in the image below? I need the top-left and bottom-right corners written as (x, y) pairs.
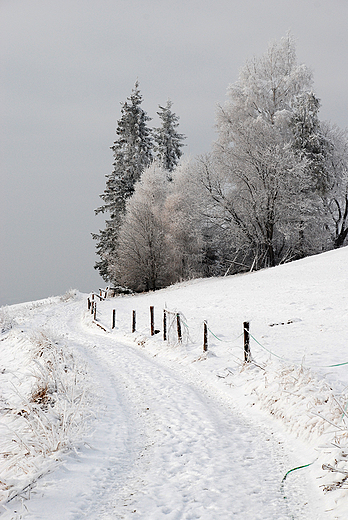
top-left (1, 0), bottom-right (348, 306)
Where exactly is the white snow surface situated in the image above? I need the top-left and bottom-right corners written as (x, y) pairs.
top-left (1, 247), bottom-right (348, 519)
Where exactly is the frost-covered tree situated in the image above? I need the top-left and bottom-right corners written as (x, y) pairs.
top-left (162, 160), bottom-right (204, 280)
top-left (224, 33), bottom-right (313, 127)
top-left (212, 33), bottom-right (321, 269)
top-left (321, 123), bottom-right (348, 248)
top-left (153, 100), bottom-right (185, 175)
top-left (114, 160), bottom-right (204, 291)
top-left (290, 92), bottom-right (330, 195)
top-left (112, 163), bottom-right (171, 291)
top-left (93, 82), bottom-right (153, 280)
top-left (290, 95), bottom-right (348, 250)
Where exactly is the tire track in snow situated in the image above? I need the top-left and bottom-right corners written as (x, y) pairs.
top-left (74, 331), bottom-right (313, 518)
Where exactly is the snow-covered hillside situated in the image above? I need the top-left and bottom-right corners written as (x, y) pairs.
top-left (1, 247), bottom-right (348, 519)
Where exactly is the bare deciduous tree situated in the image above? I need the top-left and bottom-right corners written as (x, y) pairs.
top-left (321, 123), bottom-right (348, 248)
top-left (112, 163), bottom-right (170, 291)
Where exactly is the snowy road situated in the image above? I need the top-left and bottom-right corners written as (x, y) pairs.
top-left (10, 298), bottom-right (321, 520)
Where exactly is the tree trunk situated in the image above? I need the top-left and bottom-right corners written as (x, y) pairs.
top-left (334, 227), bottom-right (348, 248)
top-left (334, 195), bottom-right (348, 249)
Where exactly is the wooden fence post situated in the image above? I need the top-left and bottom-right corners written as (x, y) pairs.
top-left (176, 313), bottom-right (182, 343)
top-left (203, 320), bottom-right (208, 352)
top-left (112, 309), bottom-right (116, 329)
top-left (87, 298), bottom-right (91, 310)
top-left (150, 306), bottom-right (154, 336)
top-left (90, 301), bottom-right (94, 315)
top-left (94, 302), bottom-right (97, 320)
top-left (243, 321), bottom-right (250, 362)
top-left (163, 310), bottom-right (167, 341)
top-left (132, 310), bottom-right (136, 333)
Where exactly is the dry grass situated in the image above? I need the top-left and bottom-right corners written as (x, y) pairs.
top-left (60, 288), bottom-right (79, 302)
top-left (0, 328), bottom-right (93, 507)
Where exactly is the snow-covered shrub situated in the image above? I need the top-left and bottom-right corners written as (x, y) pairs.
top-left (60, 288), bottom-right (79, 302)
top-left (28, 330), bottom-right (91, 450)
top-left (0, 329), bottom-right (93, 506)
top-left (0, 307), bottom-right (15, 334)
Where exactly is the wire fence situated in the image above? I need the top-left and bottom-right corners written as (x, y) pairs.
top-left (87, 289), bottom-right (348, 495)
top-left (87, 292), bottom-right (348, 372)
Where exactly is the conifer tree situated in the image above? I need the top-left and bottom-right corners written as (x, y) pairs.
top-left (153, 100), bottom-right (185, 176)
top-left (93, 82), bottom-right (153, 281)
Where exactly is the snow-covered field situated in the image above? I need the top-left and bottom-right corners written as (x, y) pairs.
top-left (1, 246), bottom-right (348, 519)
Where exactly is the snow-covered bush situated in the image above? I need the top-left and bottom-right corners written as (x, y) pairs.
top-left (0, 329), bottom-right (93, 506)
top-left (0, 307), bottom-right (15, 334)
top-left (60, 288), bottom-right (79, 302)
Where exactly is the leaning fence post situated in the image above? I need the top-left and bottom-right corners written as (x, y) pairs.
top-left (150, 306), bottom-right (154, 336)
top-left (243, 321), bottom-right (250, 362)
top-left (112, 309), bottom-right (116, 329)
top-left (163, 310), bottom-right (167, 341)
top-left (203, 320), bottom-right (208, 352)
top-left (87, 298), bottom-right (91, 310)
top-left (176, 313), bottom-right (182, 343)
top-left (132, 310), bottom-right (136, 333)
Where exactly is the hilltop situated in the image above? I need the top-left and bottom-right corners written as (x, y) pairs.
top-left (1, 247), bottom-right (348, 518)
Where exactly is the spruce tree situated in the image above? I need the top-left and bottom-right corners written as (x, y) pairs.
top-left (93, 82), bottom-right (153, 281)
top-left (153, 100), bottom-right (185, 176)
